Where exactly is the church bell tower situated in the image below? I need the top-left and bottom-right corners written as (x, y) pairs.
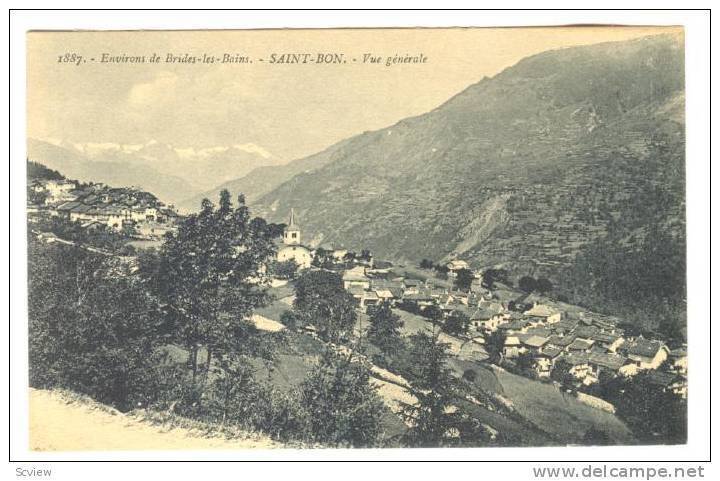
top-left (283, 208), bottom-right (301, 245)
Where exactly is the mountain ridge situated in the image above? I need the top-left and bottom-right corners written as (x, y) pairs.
top-left (245, 33), bottom-right (685, 328)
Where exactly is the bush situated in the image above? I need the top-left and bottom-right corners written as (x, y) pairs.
top-left (299, 351), bottom-right (384, 447)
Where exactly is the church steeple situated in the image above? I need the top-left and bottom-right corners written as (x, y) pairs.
top-left (283, 208), bottom-right (301, 245)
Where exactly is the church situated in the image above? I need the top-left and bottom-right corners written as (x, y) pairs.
top-left (277, 208), bottom-right (313, 269)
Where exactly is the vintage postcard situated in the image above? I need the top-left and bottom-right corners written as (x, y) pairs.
top-left (25, 26), bottom-right (688, 452)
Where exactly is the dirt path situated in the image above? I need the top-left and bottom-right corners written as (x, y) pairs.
top-left (29, 389), bottom-right (280, 451)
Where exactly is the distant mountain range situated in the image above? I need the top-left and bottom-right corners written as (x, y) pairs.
top-left (27, 138), bottom-right (280, 207)
top-left (176, 138), bottom-right (348, 211)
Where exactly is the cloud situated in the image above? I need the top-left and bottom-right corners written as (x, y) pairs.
top-left (128, 72), bottom-right (179, 106)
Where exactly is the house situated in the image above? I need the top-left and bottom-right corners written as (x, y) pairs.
top-left (574, 325), bottom-right (599, 340)
top-left (330, 248), bottom-right (349, 261)
top-left (348, 286), bottom-right (366, 306)
top-left (503, 336), bottom-right (522, 359)
top-left (533, 345), bottom-right (563, 377)
top-left (647, 370), bottom-right (687, 398)
top-left (523, 303), bottom-right (561, 323)
top-left (69, 204), bottom-right (94, 222)
top-left (559, 353), bottom-right (593, 384)
top-left (374, 289), bottom-right (396, 305)
top-left (446, 259), bottom-right (469, 272)
top-left (81, 220), bottom-right (106, 231)
top-left (547, 334), bottom-right (577, 350)
top-left (470, 306), bottom-right (505, 332)
top-left (402, 278), bottom-right (423, 295)
top-left (566, 338), bottom-right (595, 353)
top-left (469, 278), bottom-right (488, 294)
top-left (342, 266), bottom-right (371, 290)
top-left (56, 201), bottom-right (82, 219)
top-left (588, 352), bottom-right (627, 378)
top-left (498, 319), bottom-right (533, 335)
top-left (525, 326), bottom-right (553, 339)
top-left (591, 332), bottom-right (625, 353)
top-left (521, 335), bottom-right (549, 354)
top-left (620, 338), bottom-right (669, 370)
top-left (362, 291), bottom-right (380, 309)
top-left (403, 290), bottom-right (435, 309)
top-left (550, 318), bottom-right (580, 335)
top-left (668, 348), bottom-right (688, 375)
top-left (44, 179), bottom-right (77, 203)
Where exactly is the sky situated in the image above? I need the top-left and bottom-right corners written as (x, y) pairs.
top-left (27, 26), bottom-right (681, 163)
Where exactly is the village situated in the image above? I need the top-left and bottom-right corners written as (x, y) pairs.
top-left (27, 176), bottom-right (181, 242)
top-left (272, 208), bottom-right (688, 412)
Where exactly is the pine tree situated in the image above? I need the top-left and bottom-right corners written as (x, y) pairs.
top-left (367, 302), bottom-right (404, 353)
top-left (400, 330), bottom-right (462, 446)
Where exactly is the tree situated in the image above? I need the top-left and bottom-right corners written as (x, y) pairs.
top-left (293, 270), bottom-right (357, 342)
top-left (433, 264), bottom-right (450, 280)
top-left (140, 190), bottom-right (279, 382)
top-left (454, 268), bottom-right (475, 292)
top-left (28, 239), bottom-right (165, 411)
top-left (515, 351), bottom-right (536, 372)
top-left (358, 249), bottom-right (373, 264)
top-left (484, 330), bottom-right (506, 364)
top-left (312, 247), bottom-right (334, 268)
top-left (27, 160), bottom-right (65, 181)
top-left (367, 302), bottom-right (404, 353)
top-left (342, 251), bottom-right (357, 265)
top-left (271, 259), bottom-right (299, 280)
top-left (443, 310), bottom-right (470, 336)
top-left (422, 304), bottom-right (444, 325)
top-left (609, 373), bottom-right (687, 444)
top-left (518, 276), bottom-right (537, 294)
top-left (400, 331), bottom-right (462, 447)
top-left (536, 277), bottom-right (554, 295)
top-left (482, 268), bottom-right (512, 289)
top-left (300, 350), bottom-right (384, 447)
top-left (279, 310), bottom-right (302, 330)
top-left (550, 359), bottom-right (577, 391)
top-left (419, 259), bottom-right (434, 269)
top-left (27, 187), bottom-right (48, 205)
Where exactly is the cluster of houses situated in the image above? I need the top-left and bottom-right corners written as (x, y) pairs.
top-left (339, 261), bottom-right (687, 400)
top-left (273, 208), bottom-right (687, 401)
top-left (490, 301), bottom-right (687, 397)
top-left (28, 178), bottom-right (179, 240)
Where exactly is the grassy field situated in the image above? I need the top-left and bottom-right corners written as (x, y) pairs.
top-left (492, 366), bottom-right (636, 445)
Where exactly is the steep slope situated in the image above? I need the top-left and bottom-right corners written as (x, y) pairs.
top-left (251, 34), bottom-right (684, 269)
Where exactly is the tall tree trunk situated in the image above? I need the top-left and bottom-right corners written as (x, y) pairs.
top-left (191, 346), bottom-right (198, 383)
top-left (205, 348), bottom-right (212, 374)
